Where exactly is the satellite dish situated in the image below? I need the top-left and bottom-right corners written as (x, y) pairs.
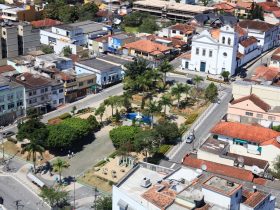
top-left (201, 164), bottom-right (207, 171)
top-left (277, 136), bottom-right (280, 144)
top-left (252, 165), bottom-right (261, 175)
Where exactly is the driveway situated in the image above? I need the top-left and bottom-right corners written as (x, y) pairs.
top-left (61, 125), bottom-right (115, 177)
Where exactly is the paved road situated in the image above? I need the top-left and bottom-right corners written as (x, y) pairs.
top-left (0, 175), bottom-right (49, 210)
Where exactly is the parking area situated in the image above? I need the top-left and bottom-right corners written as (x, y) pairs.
top-left (0, 175), bottom-right (49, 210)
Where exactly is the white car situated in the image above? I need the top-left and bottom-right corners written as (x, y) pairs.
top-left (186, 134), bottom-right (195, 144)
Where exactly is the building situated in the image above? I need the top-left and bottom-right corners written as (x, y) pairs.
top-left (0, 65), bottom-right (18, 77)
top-left (88, 34), bottom-right (111, 55)
top-left (182, 25), bottom-right (238, 75)
top-left (269, 47), bottom-right (280, 67)
top-left (40, 21), bottom-right (109, 55)
top-left (228, 94), bottom-right (280, 127)
top-left (108, 33), bottom-right (137, 54)
top-left (133, 0), bottom-right (215, 21)
top-left (2, 5), bottom-right (42, 22)
top-left (31, 18), bottom-right (62, 29)
top-left (238, 20), bottom-right (279, 52)
top-left (76, 73), bottom-right (97, 98)
top-left (0, 76), bottom-right (25, 126)
top-left (158, 23), bottom-right (196, 42)
top-left (235, 2), bottom-right (252, 19)
top-left (0, 22), bottom-right (40, 59)
top-left (35, 54), bottom-right (73, 70)
top-left (113, 161), bottom-right (275, 210)
top-left (75, 56), bottom-right (125, 87)
top-left (211, 121), bottom-right (280, 165)
top-left (13, 73), bottom-right (64, 111)
top-left (123, 39), bottom-right (171, 63)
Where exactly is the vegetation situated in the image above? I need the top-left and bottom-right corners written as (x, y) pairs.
top-left (273, 125), bottom-right (280, 132)
top-left (95, 103), bottom-right (106, 123)
top-left (94, 196), bottom-right (112, 210)
top-left (62, 46), bottom-right (72, 57)
top-left (40, 187), bottom-right (69, 208)
top-left (52, 158), bottom-right (69, 184)
top-left (155, 121), bottom-right (180, 144)
top-left (109, 126), bottom-right (140, 148)
top-left (271, 155), bottom-right (280, 179)
top-left (158, 60), bottom-right (173, 86)
top-left (205, 83), bottom-right (218, 102)
top-left (145, 101), bottom-right (162, 128)
top-left (41, 45), bottom-right (54, 54)
top-left (159, 94), bottom-right (172, 115)
top-left (193, 75), bottom-right (204, 90)
top-left (59, 113), bottom-right (72, 120)
top-left (221, 71), bottom-right (230, 82)
top-left (171, 83), bottom-right (185, 108)
top-left (249, 3), bottom-right (264, 21)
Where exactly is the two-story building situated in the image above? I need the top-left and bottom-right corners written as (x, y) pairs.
top-left (2, 5), bottom-right (42, 22)
top-left (35, 54), bottom-right (73, 70)
top-left (108, 33), bottom-right (137, 54)
top-left (0, 76), bottom-right (25, 126)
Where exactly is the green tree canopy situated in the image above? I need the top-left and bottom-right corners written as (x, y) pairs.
top-left (62, 46), bottom-right (72, 57)
top-left (40, 187), bottom-right (69, 208)
top-left (95, 103), bottom-right (106, 123)
top-left (205, 82), bottom-right (218, 102)
top-left (79, 2), bottom-right (99, 21)
top-left (87, 115), bottom-right (100, 132)
top-left (221, 71), bottom-right (230, 82)
top-left (139, 17), bottom-right (159, 34)
top-left (52, 158), bottom-right (69, 183)
top-left (158, 60), bottom-right (173, 86)
top-left (155, 121), bottom-right (180, 144)
top-left (134, 130), bottom-right (161, 156)
top-left (249, 3), bottom-right (264, 20)
top-left (171, 83), bottom-right (185, 108)
top-left (109, 126), bottom-right (140, 148)
top-left (123, 12), bottom-right (145, 27)
top-left (94, 196), bottom-right (112, 210)
top-left (22, 139), bottom-right (45, 170)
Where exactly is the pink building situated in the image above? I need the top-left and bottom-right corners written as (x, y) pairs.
top-left (227, 94), bottom-right (280, 127)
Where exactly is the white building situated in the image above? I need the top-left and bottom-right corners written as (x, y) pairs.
top-left (182, 25), bottom-right (238, 75)
top-left (158, 23), bottom-right (196, 42)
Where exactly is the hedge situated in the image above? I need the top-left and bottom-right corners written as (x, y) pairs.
top-left (95, 160), bottom-right (107, 167)
top-left (59, 113), bottom-right (72, 120)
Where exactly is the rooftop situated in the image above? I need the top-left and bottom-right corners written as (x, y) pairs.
top-left (77, 58), bottom-right (120, 71)
top-left (14, 73), bottom-right (53, 89)
top-left (169, 24), bottom-right (195, 34)
top-left (242, 189), bottom-right (270, 208)
top-left (55, 21), bottom-right (108, 34)
top-left (251, 65), bottom-right (280, 82)
top-left (0, 65), bottom-right (16, 74)
top-left (31, 18), bottom-right (61, 28)
top-left (238, 20), bottom-right (276, 32)
top-left (230, 94), bottom-right (271, 112)
top-left (271, 47), bottom-right (280, 60)
top-left (214, 2), bottom-right (236, 13)
top-left (36, 54), bottom-right (72, 62)
top-left (96, 54), bottom-right (132, 66)
top-left (211, 121), bottom-right (280, 144)
top-left (133, 0), bottom-right (214, 13)
top-left (0, 75), bottom-right (23, 89)
top-left (202, 176), bottom-right (242, 196)
top-left (124, 40), bottom-right (171, 54)
top-left (258, 2), bottom-right (280, 13)
top-left (240, 36), bottom-right (258, 48)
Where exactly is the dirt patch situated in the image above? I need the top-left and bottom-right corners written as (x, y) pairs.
top-left (79, 174), bottom-right (113, 193)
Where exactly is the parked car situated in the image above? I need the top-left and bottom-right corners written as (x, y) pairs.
top-left (186, 78), bottom-right (194, 85)
top-left (186, 134), bottom-right (195, 143)
top-left (2, 131), bottom-right (15, 138)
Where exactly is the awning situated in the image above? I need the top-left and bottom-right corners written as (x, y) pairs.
top-left (117, 199), bottom-right (128, 210)
top-left (27, 172), bottom-right (45, 188)
top-left (233, 139), bottom-right (247, 144)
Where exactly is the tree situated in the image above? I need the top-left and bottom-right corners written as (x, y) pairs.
top-left (155, 121), bottom-right (180, 144)
top-left (159, 94), bottom-right (172, 115)
top-left (146, 101), bottom-right (161, 128)
top-left (123, 11), bottom-right (145, 27)
top-left (87, 115), bottom-right (100, 132)
top-left (184, 84), bottom-right (191, 102)
top-left (193, 75), bottom-right (204, 90)
top-left (171, 83), bottom-right (185, 108)
top-left (221, 71), bottom-right (230, 82)
top-left (52, 158), bottom-right (69, 184)
top-left (139, 17), bottom-right (159, 34)
top-left (158, 60), bottom-right (173, 86)
top-left (109, 126), bottom-right (140, 148)
top-left (95, 103), bottom-right (106, 123)
top-left (205, 82), bottom-right (218, 102)
top-left (40, 187), bottom-right (69, 208)
top-left (62, 46), bottom-right (72, 57)
top-left (58, 5), bottom-right (79, 23)
top-left (41, 45), bottom-right (54, 54)
top-left (249, 3), bottom-right (264, 20)
top-left (104, 96), bottom-right (119, 117)
top-left (22, 139), bottom-right (45, 171)
top-left (94, 196), bottom-right (112, 210)
top-left (79, 2), bottom-right (98, 21)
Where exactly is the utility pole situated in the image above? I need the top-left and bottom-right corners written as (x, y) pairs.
top-left (73, 177), bottom-right (76, 210)
top-left (0, 126), bottom-right (4, 161)
top-left (93, 187), bottom-right (98, 209)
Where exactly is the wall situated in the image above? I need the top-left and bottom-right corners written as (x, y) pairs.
top-left (202, 188), bottom-right (231, 209)
top-left (51, 84), bottom-right (64, 108)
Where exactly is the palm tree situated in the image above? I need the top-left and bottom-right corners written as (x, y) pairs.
top-left (104, 96), bottom-right (118, 117)
top-left (171, 83), bottom-right (185, 108)
top-left (95, 103), bottom-right (106, 123)
top-left (184, 84), bottom-right (191, 101)
top-left (193, 75), bottom-right (204, 90)
top-left (146, 101), bottom-right (161, 128)
top-left (52, 158), bottom-right (69, 184)
top-left (22, 140), bottom-right (45, 172)
top-left (159, 94), bottom-right (172, 115)
top-left (158, 60), bottom-right (173, 86)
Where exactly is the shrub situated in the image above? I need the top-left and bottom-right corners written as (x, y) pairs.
top-left (95, 160), bottom-right (107, 167)
top-left (59, 113), bottom-right (72, 120)
top-left (108, 181), bottom-right (114, 186)
top-left (273, 125), bottom-right (280, 132)
top-left (158, 144), bottom-right (171, 154)
top-left (109, 126), bottom-right (140, 148)
top-left (185, 113), bottom-right (199, 125)
top-left (108, 151), bottom-right (118, 159)
top-left (7, 137), bottom-right (17, 144)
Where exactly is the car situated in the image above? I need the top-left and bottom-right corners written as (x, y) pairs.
top-left (186, 78), bottom-right (194, 85)
top-left (186, 134), bottom-right (195, 144)
top-left (2, 131), bottom-right (15, 138)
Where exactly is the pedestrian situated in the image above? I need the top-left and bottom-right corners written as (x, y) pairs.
top-left (68, 154), bottom-right (70, 159)
top-left (71, 152), bottom-right (74, 158)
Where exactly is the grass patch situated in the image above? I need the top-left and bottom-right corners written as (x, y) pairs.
top-left (124, 26), bottom-right (139, 33)
top-left (95, 159), bottom-right (107, 167)
top-left (158, 144), bottom-right (171, 154)
top-left (78, 174), bottom-right (113, 193)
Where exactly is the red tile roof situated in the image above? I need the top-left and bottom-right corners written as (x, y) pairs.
top-left (169, 24), bottom-right (195, 35)
top-left (124, 40), bottom-right (171, 54)
top-left (234, 25), bottom-right (247, 37)
top-left (182, 155), bottom-right (267, 184)
top-left (236, 2), bottom-right (252, 9)
top-left (240, 36), bottom-right (258, 48)
top-left (146, 35), bottom-right (187, 48)
top-left (238, 20), bottom-right (275, 32)
top-left (180, 52), bottom-right (191, 59)
top-left (242, 190), bottom-right (269, 208)
top-left (31, 18), bottom-right (62, 28)
top-left (15, 73), bottom-right (52, 89)
top-left (273, 10), bottom-right (280, 18)
top-left (210, 29), bottom-right (220, 40)
top-left (271, 47), bottom-right (280, 60)
top-left (258, 2), bottom-right (280, 13)
top-left (214, 2), bottom-right (236, 12)
top-left (252, 65), bottom-right (280, 81)
top-left (0, 65), bottom-right (15, 74)
top-left (231, 94), bottom-right (271, 112)
top-left (211, 122), bottom-right (280, 144)
top-left (93, 34), bottom-right (111, 43)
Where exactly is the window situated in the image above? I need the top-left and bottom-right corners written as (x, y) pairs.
top-left (32, 90), bottom-right (36, 95)
top-left (7, 94), bottom-right (13, 101)
top-left (185, 61), bottom-right (189, 69)
top-left (108, 76), bottom-right (111, 82)
top-left (180, 31), bottom-right (183, 35)
top-left (222, 37), bottom-right (225, 44)
top-left (202, 49), bottom-right (206, 56)
top-left (79, 82), bottom-right (84, 87)
top-left (223, 52), bottom-right (227, 57)
top-left (8, 103), bottom-right (14, 109)
top-left (52, 90), bottom-right (57, 94)
top-left (59, 98), bottom-right (64, 104)
top-left (228, 38), bottom-right (231, 45)
top-left (16, 91), bottom-right (22, 99)
top-left (256, 114), bottom-right (263, 118)
top-left (245, 112), bottom-right (253, 116)
top-left (0, 105), bottom-right (4, 112)
top-left (41, 96), bottom-right (45, 101)
top-left (45, 87), bottom-right (48, 92)
top-left (17, 101), bottom-right (23, 107)
top-left (209, 50), bottom-right (213, 57)
top-left (196, 48), bottom-right (199, 55)
top-left (104, 77), bottom-right (106, 81)
top-left (0, 95), bottom-right (4, 103)
top-left (29, 92), bottom-right (32, 96)
top-left (59, 89), bottom-right (63, 93)
top-left (41, 88), bottom-right (45, 94)
top-left (53, 100), bottom-right (57, 104)
top-left (172, 30), bottom-right (176, 33)
top-left (268, 116), bottom-right (276, 120)
top-left (87, 79), bottom-right (93, 84)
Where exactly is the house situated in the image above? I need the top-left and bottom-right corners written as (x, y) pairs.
top-left (0, 76), bottom-right (25, 126)
top-left (211, 121), bottom-right (280, 164)
top-left (157, 23), bottom-right (196, 42)
top-left (107, 33), bottom-right (137, 54)
top-left (235, 2), bottom-right (252, 19)
top-left (238, 20), bottom-right (279, 52)
top-left (0, 65), bottom-right (18, 77)
top-left (181, 25), bottom-right (238, 75)
top-left (228, 93), bottom-right (280, 127)
top-left (40, 21), bottom-right (109, 55)
top-left (13, 73), bottom-right (64, 111)
top-left (123, 39), bottom-right (171, 63)
top-left (192, 13), bottom-right (238, 27)
top-left (88, 34), bottom-right (111, 55)
top-left (31, 18), bottom-right (62, 29)
top-left (75, 56), bottom-right (125, 87)
top-left (214, 2), bottom-right (236, 14)
top-left (113, 161), bottom-right (275, 210)
top-left (2, 5), bottom-right (43, 22)
top-left (76, 73), bottom-right (97, 98)
top-left (269, 47), bottom-right (280, 67)
top-left (133, 0), bottom-right (215, 22)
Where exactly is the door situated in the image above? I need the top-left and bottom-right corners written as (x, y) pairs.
top-left (200, 62), bottom-right (206, 72)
